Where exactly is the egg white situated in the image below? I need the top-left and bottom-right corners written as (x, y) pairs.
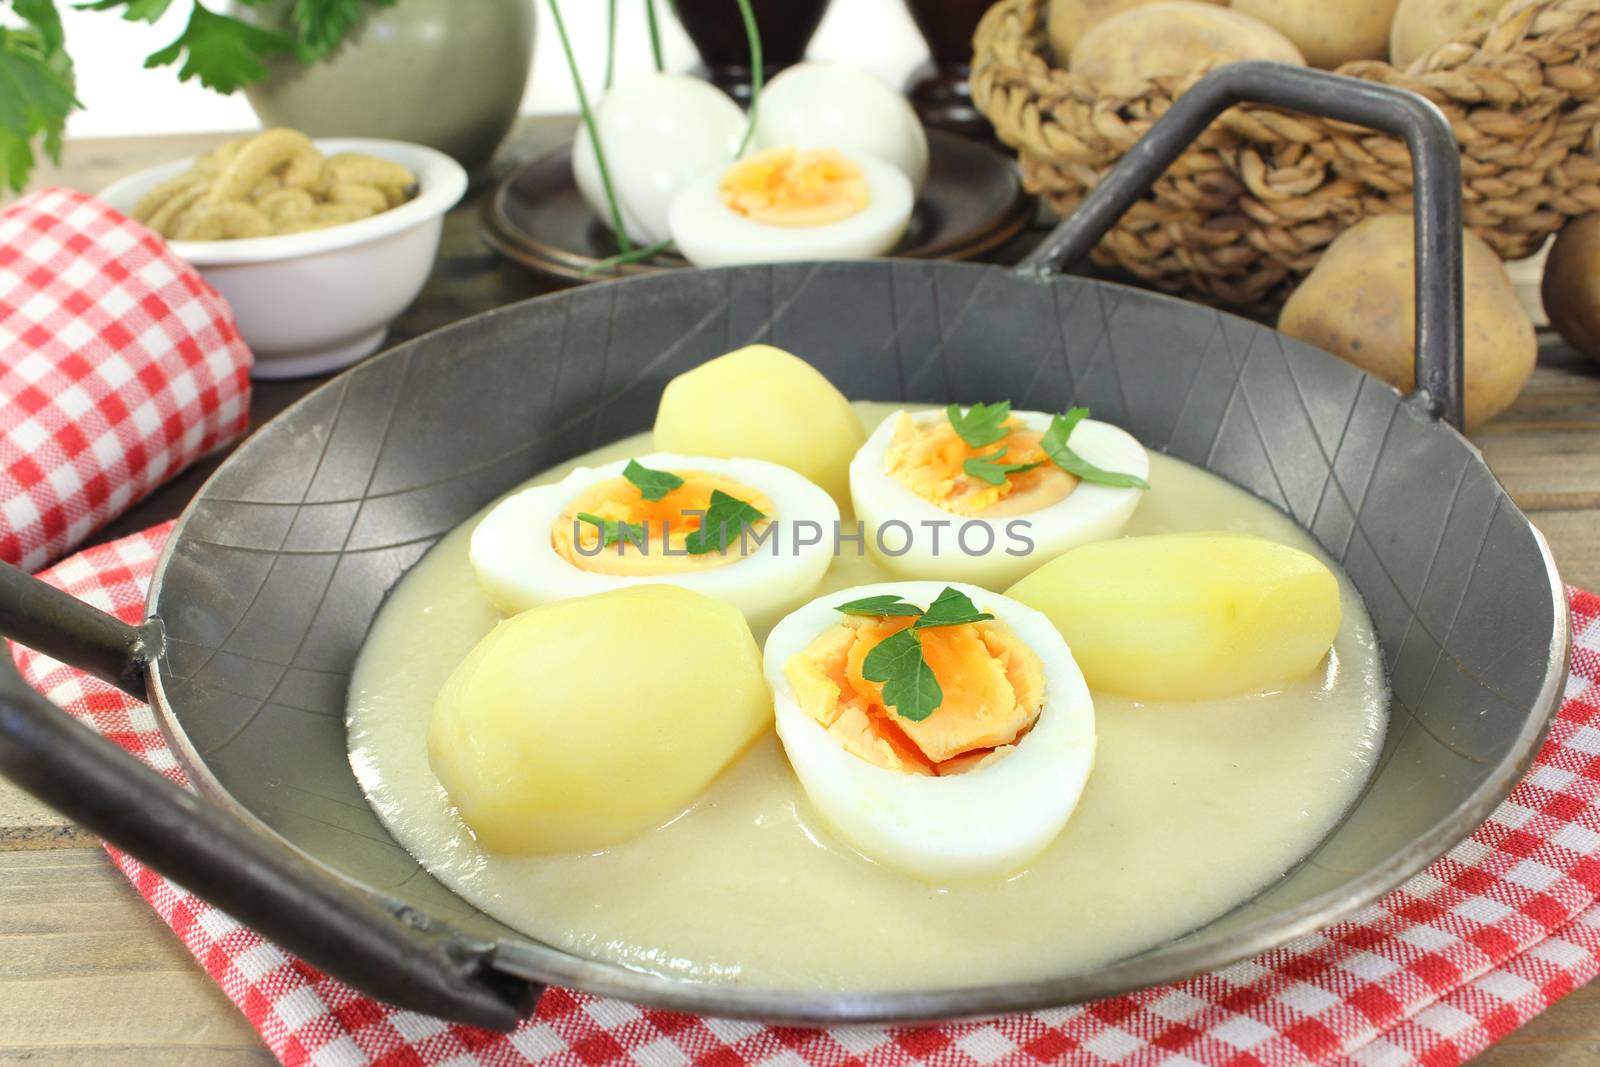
top-left (765, 580), bottom-right (1096, 881)
top-left (470, 453), bottom-right (839, 631)
top-left (751, 61), bottom-right (930, 193)
top-left (572, 74), bottom-right (746, 245)
top-left (667, 151), bottom-right (914, 268)
top-left (849, 408), bottom-right (1149, 590)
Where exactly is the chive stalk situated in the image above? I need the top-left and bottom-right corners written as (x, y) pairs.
top-left (733, 0), bottom-right (762, 157)
top-left (548, 0), bottom-right (634, 255)
top-left (603, 0), bottom-right (618, 89)
top-left (584, 237), bottom-right (676, 275)
top-left (644, 0), bottom-right (665, 72)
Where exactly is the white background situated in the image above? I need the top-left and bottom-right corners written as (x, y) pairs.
top-left (52, 0), bottom-right (930, 138)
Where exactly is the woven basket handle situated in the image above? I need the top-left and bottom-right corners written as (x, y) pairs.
top-left (1021, 60), bottom-right (1466, 429)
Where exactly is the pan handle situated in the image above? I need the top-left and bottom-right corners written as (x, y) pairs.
top-left (1020, 60), bottom-right (1465, 430)
top-left (0, 562), bottom-right (535, 1030)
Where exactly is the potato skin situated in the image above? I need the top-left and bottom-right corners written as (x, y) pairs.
top-left (1278, 214), bottom-right (1536, 428)
top-left (1541, 214), bottom-right (1600, 364)
top-left (1068, 2), bottom-right (1305, 89)
top-left (1047, 0), bottom-right (1227, 64)
top-left (1389, 0), bottom-right (1507, 69)
top-left (1229, 0), bottom-right (1400, 68)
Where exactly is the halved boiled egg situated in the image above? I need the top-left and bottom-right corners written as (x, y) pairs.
top-left (470, 453), bottom-right (838, 631)
top-left (850, 407), bottom-right (1149, 589)
top-left (668, 146), bottom-right (913, 267)
top-left (765, 581), bottom-right (1096, 880)
top-left (572, 73), bottom-right (746, 245)
top-left (751, 61), bottom-right (930, 192)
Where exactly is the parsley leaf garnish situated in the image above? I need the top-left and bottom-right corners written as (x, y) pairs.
top-left (1040, 407), bottom-right (1151, 490)
top-left (623, 459), bottom-right (685, 501)
top-left (946, 401), bottom-right (1012, 448)
top-left (861, 628), bottom-right (942, 722)
top-left (962, 446), bottom-right (1044, 486)
top-left (143, 3), bottom-right (294, 93)
top-left (288, 0), bottom-right (398, 63)
top-left (0, 19), bottom-right (77, 193)
top-left (684, 490), bottom-right (765, 555)
top-left (913, 587), bottom-right (994, 630)
top-left (835, 594), bottom-right (925, 617)
top-left (836, 586), bottom-right (993, 721)
top-left (576, 512), bottom-right (643, 548)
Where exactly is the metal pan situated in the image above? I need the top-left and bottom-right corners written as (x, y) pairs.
top-left (0, 64), bottom-right (1570, 1031)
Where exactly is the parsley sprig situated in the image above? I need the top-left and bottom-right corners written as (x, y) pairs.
top-left (684, 489), bottom-right (766, 555)
top-left (1039, 407), bottom-right (1151, 490)
top-left (576, 512), bottom-right (643, 548)
top-left (946, 401), bottom-right (1149, 491)
top-left (836, 587), bottom-right (993, 722)
top-left (1, 0), bottom-right (396, 192)
top-left (622, 459), bottom-right (685, 501)
top-left (963, 447), bottom-right (1043, 486)
top-left (946, 401), bottom-right (1012, 448)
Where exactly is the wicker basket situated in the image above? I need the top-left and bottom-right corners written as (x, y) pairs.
top-left (971, 0), bottom-right (1600, 310)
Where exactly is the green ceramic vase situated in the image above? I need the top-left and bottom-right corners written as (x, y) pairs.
top-left (239, 0), bottom-right (535, 171)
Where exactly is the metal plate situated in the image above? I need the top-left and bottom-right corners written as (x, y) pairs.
top-left (480, 130), bottom-right (1035, 283)
top-left (145, 260), bottom-right (1567, 1021)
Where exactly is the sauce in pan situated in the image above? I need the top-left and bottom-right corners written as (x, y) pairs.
top-left (347, 402), bottom-right (1388, 991)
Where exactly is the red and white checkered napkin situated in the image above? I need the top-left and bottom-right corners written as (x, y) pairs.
top-left (10, 523), bottom-right (1600, 1067)
top-left (0, 187), bottom-right (252, 572)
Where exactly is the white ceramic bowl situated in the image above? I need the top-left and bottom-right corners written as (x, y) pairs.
top-left (99, 138), bottom-right (468, 380)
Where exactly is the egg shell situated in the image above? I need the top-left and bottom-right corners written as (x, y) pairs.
top-left (572, 74), bottom-right (746, 245)
top-left (668, 151), bottom-right (914, 268)
top-left (470, 452), bottom-right (840, 632)
top-left (849, 409), bottom-right (1149, 590)
top-left (752, 61), bottom-right (930, 193)
top-left (764, 580), bottom-right (1097, 881)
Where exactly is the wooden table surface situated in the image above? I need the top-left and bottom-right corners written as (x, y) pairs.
top-left (3, 118), bottom-right (1600, 1065)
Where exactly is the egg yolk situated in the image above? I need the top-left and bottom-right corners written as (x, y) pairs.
top-left (785, 616), bottom-right (1046, 776)
top-left (719, 146), bottom-right (870, 228)
top-left (552, 471), bottom-right (774, 576)
top-left (884, 413), bottom-right (1079, 517)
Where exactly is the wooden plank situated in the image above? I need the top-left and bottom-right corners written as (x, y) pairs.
top-left (0, 851), bottom-right (265, 1061)
top-left (1476, 981), bottom-right (1600, 1066)
top-left (1473, 341), bottom-right (1600, 513)
top-left (1526, 509), bottom-right (1600, 593)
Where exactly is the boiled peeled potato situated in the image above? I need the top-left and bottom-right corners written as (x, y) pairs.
top-left (1389, 0), bottom-right (1507, 68)
top-left (654, 344), bottom-right (864, 504)
top-left (1007, 533), bottom-right (1340, 702)
top-left (1229, 0), bottom-right (1400, 68)
top-left (1278, 215), bottom-right (1535, 428)
top-left (428, 585), bottom-right (771, 854)
top-left (1047, 0), bottom-right (1227, 63)
top-left (1069, 2), bottom-right (1305, 90)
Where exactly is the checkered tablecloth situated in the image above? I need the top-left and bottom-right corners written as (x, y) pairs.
top-left (9, 523), bottom-right (1600, 1066)
top-left (0, 188), bottom-right (252, 572)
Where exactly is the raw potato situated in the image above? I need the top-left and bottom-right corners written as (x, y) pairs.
top-left (1006, 532), bottom-right (1340, 702)
top-left (1047, 0), bottom-right (1227, 63)
top-left (1389, 0), bottom-right (1507, 69)
top-left (428, 585), bottom-right (772, 854)
top-left (1278, 214), bottom-right (1536, 428)
top-left (654, 344), bottom-right (865, 505)
top-left (1229, 0), bottom-right (1400, 68)
top-left (1069, 2), bottom-right (1305, 90)
top-left (1541, 214), bottom-right (1600, 364)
